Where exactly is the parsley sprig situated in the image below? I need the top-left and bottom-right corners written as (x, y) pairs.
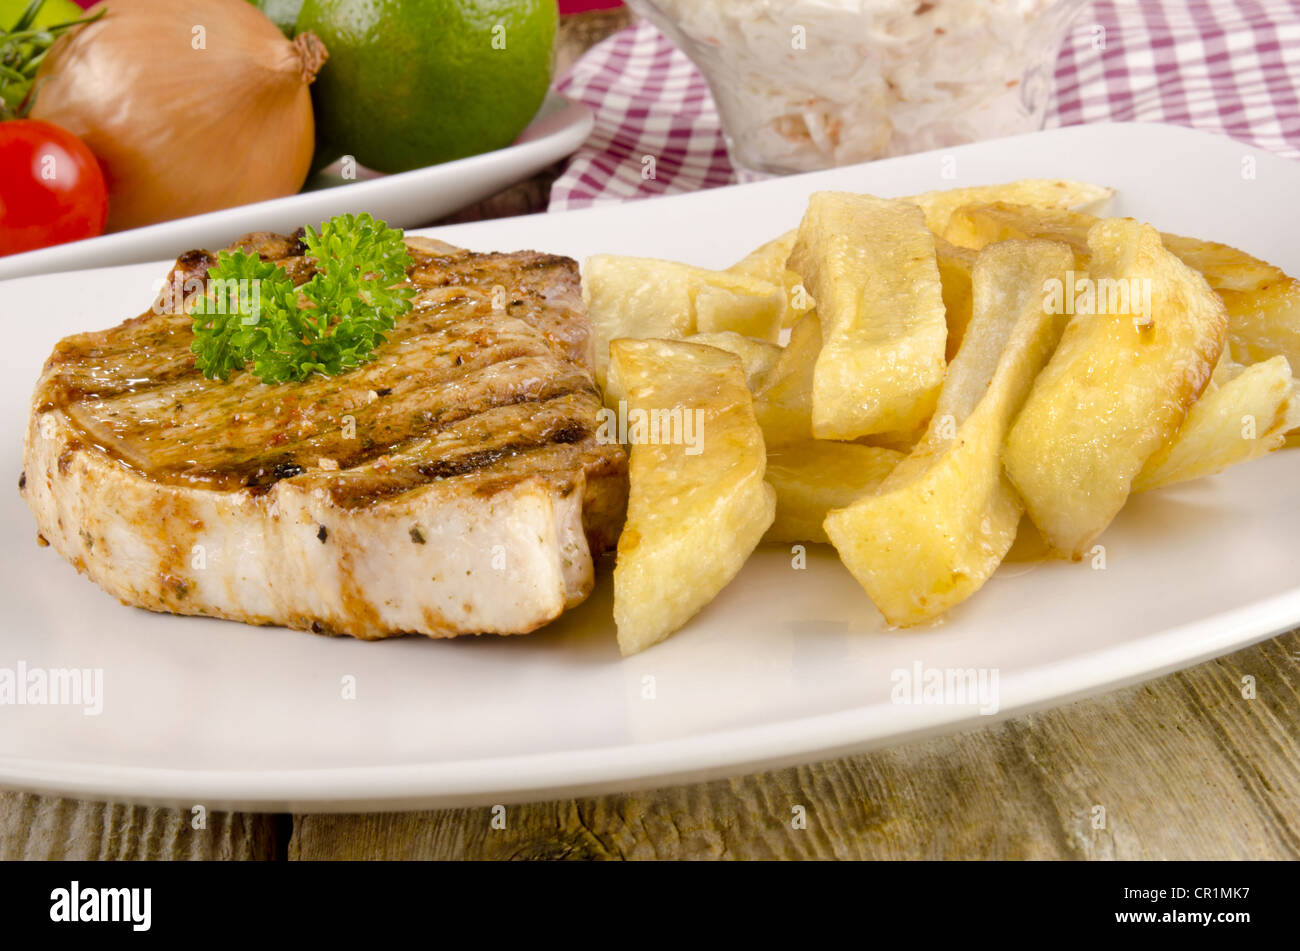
top-left (190, 214), bottom-right (414, 384)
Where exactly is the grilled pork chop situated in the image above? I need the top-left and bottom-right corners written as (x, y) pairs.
top-left (21, 232), bottom-right (627, 639)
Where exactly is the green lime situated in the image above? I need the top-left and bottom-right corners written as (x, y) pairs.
top-left (246, 0), bottom-right (304, 38)
top-left (1, 0), bottom-right (84, 29)
top-left (297, 0), bottom-right (557, 173)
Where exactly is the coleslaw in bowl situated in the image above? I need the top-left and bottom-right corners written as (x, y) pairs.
top-left (626, 0), bottom-right (1089, 175)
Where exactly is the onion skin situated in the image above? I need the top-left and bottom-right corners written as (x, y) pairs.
top-left (31, 0), bottom-right (327, 232)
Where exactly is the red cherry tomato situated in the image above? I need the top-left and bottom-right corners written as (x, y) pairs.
top-left (0, 119), bottom-right (108, 256)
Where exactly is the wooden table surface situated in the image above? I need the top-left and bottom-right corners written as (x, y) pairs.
top-left (6, 9), bottom-right (1300, 862)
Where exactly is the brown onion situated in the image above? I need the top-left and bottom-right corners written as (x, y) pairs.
top-left (32, 0), bottom-right (327, 232)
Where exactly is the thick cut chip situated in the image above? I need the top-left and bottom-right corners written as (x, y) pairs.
top-left (860, 424), bottom-right (927, 454)
top-left (684, 331), bottom-right (782, 392)
top-left (752, 312), bottom-right (821, 446)
top-left (944, 201), bottom-right (1300, 375)
top-left (1003, 219), bottom-right (1228, 558)
top-left (607, 331), bottom-right (782, 405)
top-left (935, 236), bottom-right (978, 361)
top-left (1286, 381), bottom-right (1300, 433)
top-left (909, 178), bottom-right (1114, 237)
top-left (582, 255), bottom-right (785, 386)
top-left (695, 281), bottom-right (786, 339)
top-left (944, 202), bottom-right (1093, 255)
top-left (788, 192), bottom-right (947, 438)
top-left (1163, 233), bottom-right (1300, 374)
top-left (728, 231), bottom-right (814, 327)
top-left (610, 339), bottom-right (776, 655)
top-left (1134, 354), bottom-right (1294, 492)
top-left (742, 178), bottom-right (1111, 283)
top-left (825, 240), bottom-right (1074, 626)
top-left (765, 441), bottom-right (902, 544)
top-left (1285, 382), bottom-right (1300, 440)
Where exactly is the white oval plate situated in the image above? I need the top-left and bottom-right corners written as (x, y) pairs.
top-left (0, 94), bottom-right (592, 282)
top-left (1, 122), bottom-right (1298, 812)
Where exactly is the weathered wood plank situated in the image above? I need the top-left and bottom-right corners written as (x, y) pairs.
top-left (0, 795), bottom-right (282, 860)
top-left (291, 630), bottom-right (1300, 860)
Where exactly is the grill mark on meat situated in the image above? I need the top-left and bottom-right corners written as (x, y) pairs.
top-left (240, 459), bottom-right (308, 490)
top-left (221, 387), bottom-right (598, 498)
top-left (61, 365), bottom-right (600, 491)
top-left (37, 233), bottom-right (620, 526)
top-left (320, 400), bottom-right (605, 509)
top-left (415, 421), bottom-right (590, 481)
top-left (40, 243), bottom-right (590, 407)
top-left (325, 386), bottom-right (593, 472)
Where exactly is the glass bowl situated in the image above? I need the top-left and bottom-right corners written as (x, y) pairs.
top-left (624, 0), bottom-right (1090, 177)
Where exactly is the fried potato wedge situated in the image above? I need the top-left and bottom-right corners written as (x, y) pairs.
top-left (1004, 219), bottom-right (1228, 557)
top-left (1285, 379), bottom-right (1300, 432)
top-left (695, 281), bottom-right (787, 339)
top-left (825, 240), bottom-right (1074, 626)
top-left (602, 330), bottom-right (780, 407)
top-left (727, 179), bottom-right (1110, 331)
top-left (752, 312), bottom-right (822, 446)
top-left (945, 201), bottom-right (1300, 373)
top-left (582, 255), bottom-right (785, 386)
top-left (788, 192), bottom-right (947, 439)
top-left (1134, 354), bottom-right (1294, 492)
top-left (728, 231), bottom-right (814, 327)
top-left (765, 441), bottom-right (903, 544)
top-left (684, 331), bottom-right (782, 392)
top-left (1284, 385), bottom-right (1300, 440)
top-left (858, 425), bottom-right (927, 454)
top-left (737, 178), bottom-right (1110, 270)
top-left (1162, 232), bottom-right (1300, 373)
top-left (909, 178), bottom-right (1114, 237)
top-left (944, 202), bottom-right (1093, 256)
top-left (610, 339), bottom-right (776, 655)
top-left (935, 235), bottom-right (978, 361)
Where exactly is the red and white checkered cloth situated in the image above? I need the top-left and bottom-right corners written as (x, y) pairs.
top-left (549, 0), bottom-right (1300, 211)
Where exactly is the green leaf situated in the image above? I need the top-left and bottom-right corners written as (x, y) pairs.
top-left (190, 214), bottom-right (414, 384)
top-left (0, 2), bottom-right (102, 117)
top-left (11, 0), bottom-right (46, 34)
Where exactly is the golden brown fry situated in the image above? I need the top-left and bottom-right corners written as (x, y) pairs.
top-left (727, 179), bottom-right (1110, 331)
top-left (610, 339), bottom-right (775, 655)
top-left (944, 202), bottom-right (1093, 256)
top-left (582, 255), bottom-right (785, 386)
top-left (944, 201), bottom-right (1300, 375)
top-left (684, 331), bottom-right (782, 392)
top-left (910, 178), bottom-right (1114, 237)
top-left (764, 441), bottom-right (902, 544)
top-left (1163, 232), bottom-right (1300, 373)
top-left (825, 240), bottom-right (1075, 625)
top-left (935, 235), bottom-right (978, 361)
top-left (752, 311), bottom-right (822, 446)
top-left (1134, 354), bottom-right (1294, 492)
top-left (1003, 219), bottom-right (1228, 557)
top-left (727, 231), bottom-right (814, 327)
top-left (788, 191), bottom-right (947, 439)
